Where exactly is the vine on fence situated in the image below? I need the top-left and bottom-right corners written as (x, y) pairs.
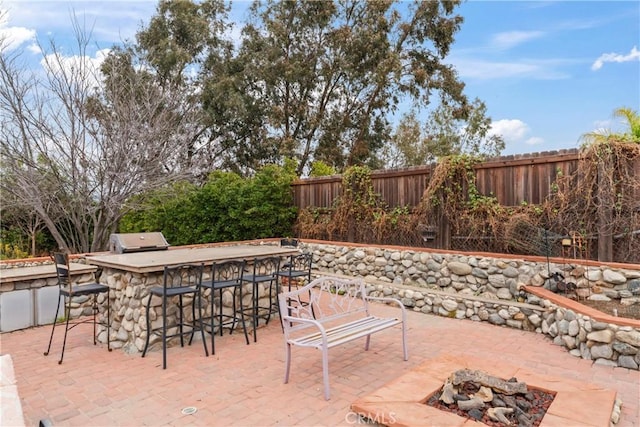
top-left (295, 141), bottom-right (640, 262)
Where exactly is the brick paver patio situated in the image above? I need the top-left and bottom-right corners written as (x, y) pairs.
top-left (1, 303), bottom-right (638, 426)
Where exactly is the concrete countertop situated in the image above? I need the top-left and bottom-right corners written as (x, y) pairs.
top-left (84, 244), bottom-right (300, 273)
top-left (0, 263), bottom-right (97, 284)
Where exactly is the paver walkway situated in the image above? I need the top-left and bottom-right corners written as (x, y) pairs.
top-left (1, 304), bottom-right (638, 426)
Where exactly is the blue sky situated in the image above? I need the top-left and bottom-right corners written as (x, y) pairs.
top-left (1, 0), bottom-right (638, 156)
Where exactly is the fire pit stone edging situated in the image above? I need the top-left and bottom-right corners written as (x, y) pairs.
top-left (351, 354), bottom-right (621, 427)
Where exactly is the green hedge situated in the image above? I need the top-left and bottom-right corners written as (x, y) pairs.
top-left (119, 164), bottom-right (298, 245)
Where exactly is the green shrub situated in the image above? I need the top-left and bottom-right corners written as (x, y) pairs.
top-left (119, 164), bottom-right (298, 245)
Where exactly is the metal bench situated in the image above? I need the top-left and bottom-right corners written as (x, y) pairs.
top-left (278, 276), bottom-right (408, 400)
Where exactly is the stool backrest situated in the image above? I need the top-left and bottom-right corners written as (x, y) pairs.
top-left (53, 252), bottom-right (71, 290)
top-left (251, 256), bottom-right (281, 277)
top-left (285, 253), bottom-right (312, 274)
top-left (211, 260), bottom-right (245, 283)
top-left (163, 264), bottom-right (204, 290)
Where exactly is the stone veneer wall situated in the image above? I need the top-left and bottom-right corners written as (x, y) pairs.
top-left (2, 242), bottom-right (639, 370)
top-left (102, 266), bottom-right (274, 354)
top-left (302, 241), bottom-right (640, 371)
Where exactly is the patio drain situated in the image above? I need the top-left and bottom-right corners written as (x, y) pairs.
top-left (181, 407), bottom-right (198, 415)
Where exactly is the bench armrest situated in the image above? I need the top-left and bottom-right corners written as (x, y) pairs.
top-left (364, 296), bottom-right (407, 321)
top-left (281, 315), bottom-right (331, 346)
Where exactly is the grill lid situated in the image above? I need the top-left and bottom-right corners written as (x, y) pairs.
top-left (109, 232), bottom-right (170, 253)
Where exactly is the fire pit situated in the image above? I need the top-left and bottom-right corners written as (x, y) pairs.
top-left (425, 369), bottom-right (555, 426)
top-left (351, 355), bottom-right (620, 426)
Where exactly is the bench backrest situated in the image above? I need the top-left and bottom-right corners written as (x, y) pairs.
top-left (279, 276), bottom-right (369, 325)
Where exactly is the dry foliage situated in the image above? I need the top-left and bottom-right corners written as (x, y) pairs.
top-left (295, 142), bottom-right (640, 263)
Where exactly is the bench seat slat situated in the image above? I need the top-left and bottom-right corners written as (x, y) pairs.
top-left (289, 316), bottom-right (401, 349)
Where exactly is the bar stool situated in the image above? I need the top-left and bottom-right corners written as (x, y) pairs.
top-left (196, 260), bottom-right (249, 354)
top-left (142, 263), bottom-right (208, 369)
top-left (44, 252), bottom-right (111, 364)
top-left (240, 256), bottom-right (281, 342)
top-left (276, 252), bottom-right (313, 292)
top-left (276, 252), bottom-right (314, 322)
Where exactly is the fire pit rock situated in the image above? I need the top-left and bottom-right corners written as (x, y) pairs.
top-left (427, 369), bottom-right (555, 427)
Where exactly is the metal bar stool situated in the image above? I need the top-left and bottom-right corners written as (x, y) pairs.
top-left (44, 252), bottom-right (111, 364)
top-left (195, 259), bottom-right (249, 354)
top-left (142, 263), bottom-right (208, 369)
top-left (276, 252), bottom-right (313, 292)
top-left (240, 256), bottom-right (281, 342)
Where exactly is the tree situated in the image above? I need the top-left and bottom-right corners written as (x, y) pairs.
top-left (0, 19), bottom-right (206, 253)
top-left (581, 106), bottom-right (640, 145)
top-left (382, 98), bottom-right (505, 168)
top-left (133, 0), bottom-right (235, 176)
top-left (200, 0), bottom-right (470, 176)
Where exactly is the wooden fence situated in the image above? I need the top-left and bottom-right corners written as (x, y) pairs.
top-left (292, 149), bottom-right (581, 209)
top-left (291, 148), bottom-right (639, 263)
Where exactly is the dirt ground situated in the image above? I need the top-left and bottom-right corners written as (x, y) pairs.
top-left (575, 298), bottom-right (640, 320)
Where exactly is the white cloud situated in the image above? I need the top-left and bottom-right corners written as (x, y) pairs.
top-left (489, 119), bottom-right (530, 142)
top-left (41, 48), bottom-right (111, 89)
top-left (0, 8), bottom-right (36, 52)
top-left (26, 43), bottom-right (40, 54)
top-left (450, 56), bottom-right (571, 81)
top-left (591, 46), bottom-right (640, 71)
top-left (490, 31), bottom-right (545, 50)
top-left (525, 137), bottom-right (544, 146)
top-left (489, 119), bottom-right (543, 144)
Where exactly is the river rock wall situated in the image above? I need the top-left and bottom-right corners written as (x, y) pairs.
top-left (303, 242), bottom-right (640, 370)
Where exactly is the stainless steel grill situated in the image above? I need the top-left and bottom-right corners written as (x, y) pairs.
top-left (109, 232), bottom-right (170, 254)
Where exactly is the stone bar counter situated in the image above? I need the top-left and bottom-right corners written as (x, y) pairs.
top-left (86, 244), bottom-right (298, 354)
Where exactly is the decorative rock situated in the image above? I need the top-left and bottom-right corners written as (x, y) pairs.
top-left (439, 381), bottom-right (456, 404)
top-left (496, 288), bottom-right (512, 300)
top-left (568, 319), bottom-right (580, 337)
top-left (584, 269), bottom-right (603, 282)
top-left (575, 287), bottom-right (591, 299)
top-left (441, 299), bottom-right (458, 312)
top-left (590, 344), bottom-right (613, 359)
top-left (603, 270), bottom-right (626, 285)
top-left (487, 407), bottom-right (513, 424)
top-left (611, 399), bottom-right (622, 424)
top-left (506, 319), bottom-right (523, 329)
top-left (528, 314), bottom-right (542, 327)
top-left (448, 262), bottom-right (472, 276)
top-left (488, 313), bottom-right (506, 325)
top-left (474, 386), bottom-right (493, 402)
top-left (467, 408), bottom-right (483, 421)
top-left (561, 335), bottom-right (576, 349)
top-left (457, 397), bottom-right (484, 411)
top-left (471, 268), bottom-right (488, 279)
top-left (618, 355), bottom-right (639, 370)
top-left (613, 341), bottom-right (638, 355)
top-left (503, 266), bottom-right (519, 278)
top-left (557, 319), bottom-right (570, 335)
top-left (616, 330), bottom-right (640, 347)
top-left (587, 329), bottom-right (614, 344)
top-left (512, 312), bottom-right (525, 321)
top-left (450, 369), bottom-right (527, 395)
